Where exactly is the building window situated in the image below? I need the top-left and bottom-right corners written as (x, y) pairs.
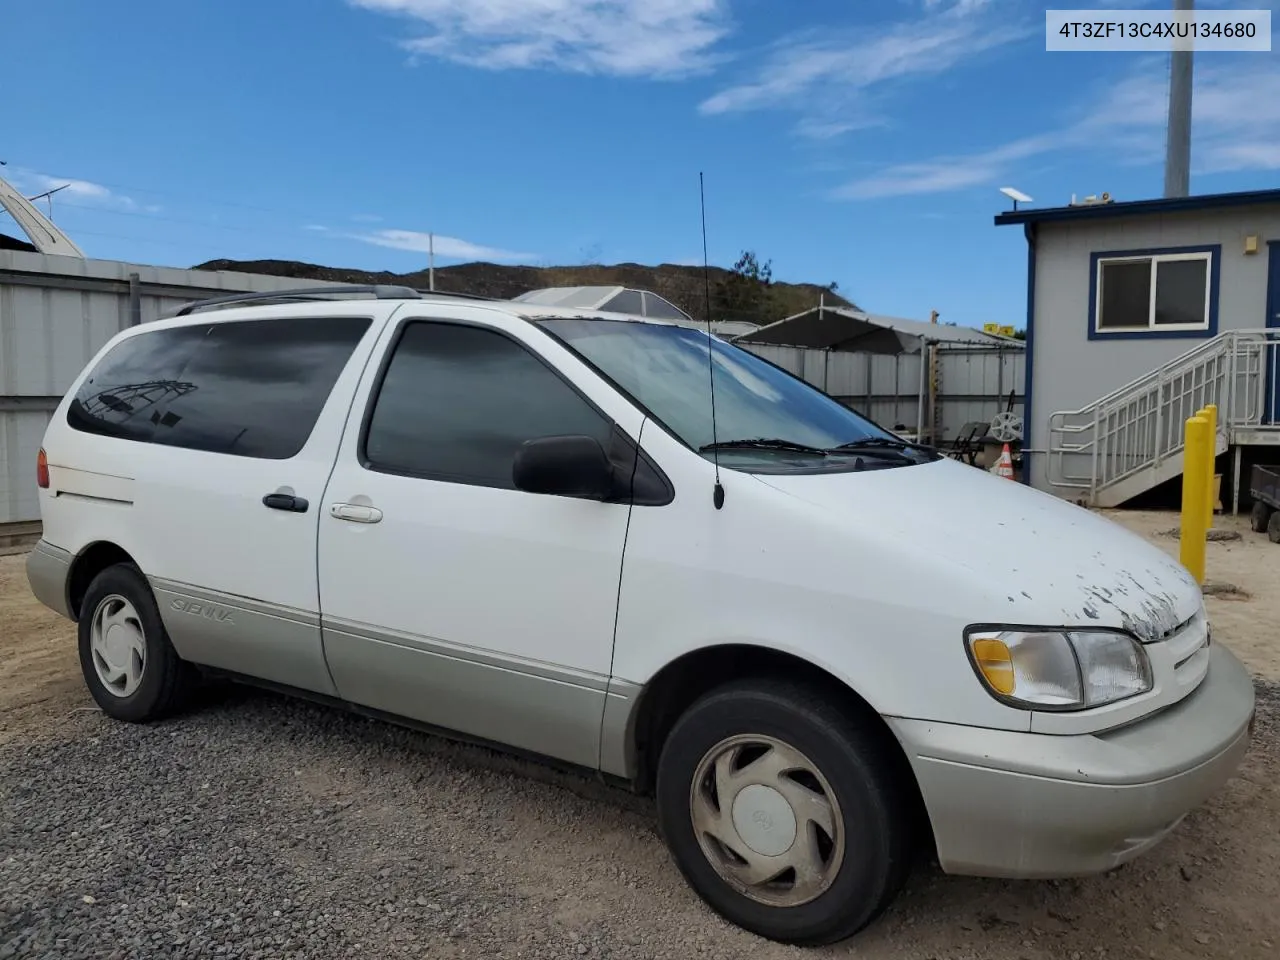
top-left (1089, 246), bottom-right (1218, 338)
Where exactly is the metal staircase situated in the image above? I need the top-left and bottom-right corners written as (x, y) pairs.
top-left (1047, 330), bottom-right (1280, 507)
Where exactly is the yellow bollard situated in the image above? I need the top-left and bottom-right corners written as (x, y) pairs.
top-left (1202, 403), bottom-right (1217, 531)
top-left (1180, 415), bottom-right (1209, 584)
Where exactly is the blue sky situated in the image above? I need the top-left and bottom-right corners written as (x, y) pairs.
top-left (3, 0), bottom-right (1278, 328)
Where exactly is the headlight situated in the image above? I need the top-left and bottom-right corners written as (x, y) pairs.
top-left (965, 627), bottom-right (1152, 711)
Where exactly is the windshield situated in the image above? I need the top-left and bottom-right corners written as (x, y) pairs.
top-left (536, 317), bottom-right (929, 473)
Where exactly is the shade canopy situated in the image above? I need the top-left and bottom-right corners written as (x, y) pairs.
top-left (512, 285), bottom-right (692, 322)
top-left (735, 305), bottom-right (1021, 354)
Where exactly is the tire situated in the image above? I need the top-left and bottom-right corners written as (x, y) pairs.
top-left (655, 679), bottom-right (915, 946)
top-left (78, 563), bottom-right (197, 722)
top-left (1269, 511), bottom-right (1280, 545)
top-left (1252, 500), bottom-right (1273, 535)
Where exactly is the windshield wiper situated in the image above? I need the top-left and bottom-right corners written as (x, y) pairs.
top-left (699, 437), bottom-right (829, 456)
top-left (832, 436), bottom-right (913, 451)
top-left (832, 436), bottom-right (935, 457)
top-left (827, 437), bottom-right (933, 463)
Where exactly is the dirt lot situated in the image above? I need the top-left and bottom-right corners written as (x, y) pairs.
top-left (1, 509), bottom-right (1277, 959)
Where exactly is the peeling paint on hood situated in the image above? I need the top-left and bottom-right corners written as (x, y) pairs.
top-left (754, 458), bottom-right (1203, 639)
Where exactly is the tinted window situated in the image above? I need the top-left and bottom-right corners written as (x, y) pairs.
top-left (363, 322), bottom-right (613, 487)
top-left (67, 316), bottom-right (371, 459)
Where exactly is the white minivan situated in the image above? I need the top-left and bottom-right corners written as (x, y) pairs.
top-left (27, 286), bottom-right (1255, 945)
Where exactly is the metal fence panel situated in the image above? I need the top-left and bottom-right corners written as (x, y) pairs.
top-left (736, 343), bottom-right (1024, 442)
top-left (0, 409), bottom-right (52, 524)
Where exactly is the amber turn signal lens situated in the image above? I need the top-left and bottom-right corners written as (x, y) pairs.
top-left (970, 637), bottom-right (1015, 695)
top-left (36, 448), bottom-right (49, 489)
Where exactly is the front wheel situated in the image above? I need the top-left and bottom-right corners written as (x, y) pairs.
top-left (655, 679), bottom-right (916, 946)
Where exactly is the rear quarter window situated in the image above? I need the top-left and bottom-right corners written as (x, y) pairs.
top-left (66, 315), bottom-right (372, 459)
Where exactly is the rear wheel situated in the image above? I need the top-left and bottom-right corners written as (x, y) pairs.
top-left (1268, 511), bottom-right (1280, 544)
top-left (1252, 500), bottom-right (1274, 535)
top-left (78, 563), bottom-right (196, 722)
top-left (655, 679), bottom-right (915, 946)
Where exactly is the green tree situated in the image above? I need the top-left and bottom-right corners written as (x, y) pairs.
top-left (716, 250), bottom-right (774, 321)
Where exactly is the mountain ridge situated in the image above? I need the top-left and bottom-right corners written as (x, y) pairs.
top-left (191, 257), bottom-right (857, 325)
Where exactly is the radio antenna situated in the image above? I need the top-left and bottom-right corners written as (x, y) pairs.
top-left (700, 172), bottom-right (724, 510)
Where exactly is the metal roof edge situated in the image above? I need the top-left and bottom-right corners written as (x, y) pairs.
top-left (994, 188), bottom-right (1280, 227)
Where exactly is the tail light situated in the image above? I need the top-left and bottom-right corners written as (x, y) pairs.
top-left (36, 448), bottom-right (49, 489)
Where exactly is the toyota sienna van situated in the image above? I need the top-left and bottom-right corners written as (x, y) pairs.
top-left (27, 285), bottom-right (1255, 946)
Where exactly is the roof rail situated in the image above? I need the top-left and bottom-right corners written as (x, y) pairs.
top-left (174, 284), bottom-right (425, 317)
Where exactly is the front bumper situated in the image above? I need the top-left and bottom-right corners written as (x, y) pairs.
top-left (888, 642), bottom-right (1256, 878)
top-left (25, 539), bottom-right (74, 621)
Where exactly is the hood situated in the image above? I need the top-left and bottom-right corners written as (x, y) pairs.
top-left (753, 457), bottom-right (1201, 642)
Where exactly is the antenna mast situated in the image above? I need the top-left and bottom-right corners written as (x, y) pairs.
top-left (700, 172), bottom-right (724, 510)
top-left (27, 183), bottom-right (71, 221)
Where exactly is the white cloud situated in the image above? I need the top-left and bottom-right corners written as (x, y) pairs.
top-left (833, 132), bottom-right (1056, 199)
top-left (356, 228), bottom-right (536, 262)
top-left (793, 115), bottom-right (882, 141)
top-left (834, 58), bottom-right (1280, 199)
top-left (349, 0), bottom-right (731, 78)
top-left (9, 170), bottom-right (136, 209)
top-left (699, 0), bottom-right (1029, 132)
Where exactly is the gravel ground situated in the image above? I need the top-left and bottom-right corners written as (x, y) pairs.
top-left (2, 507), bottom-right (1279, 959)
top-left (2, 682), bottom-right (1277, 960)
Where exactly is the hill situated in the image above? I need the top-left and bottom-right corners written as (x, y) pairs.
top-left (191, 257), bottom-right (856, 326)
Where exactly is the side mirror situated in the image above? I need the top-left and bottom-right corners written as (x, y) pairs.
top-left (513, 435), bottom-right (616, 500)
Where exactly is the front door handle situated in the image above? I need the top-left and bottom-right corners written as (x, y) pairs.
top-left (329, 502), bottom-right (383, 524)
top-left (263, 493), bottom-right (309, 513)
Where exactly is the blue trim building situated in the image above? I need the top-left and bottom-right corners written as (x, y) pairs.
top-left (996, 188), bottom-right (1280, 503)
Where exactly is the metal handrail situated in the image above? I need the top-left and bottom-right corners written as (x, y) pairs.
top-left (1046, 329), bottom-right (1279, 501)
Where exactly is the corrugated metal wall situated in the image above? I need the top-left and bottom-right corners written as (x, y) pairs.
top-left (741, 342), bottom-right (1025, 439)
top-left (0, 407), bottom-right (52, 527)
top-left (0, 251), bottom-right (347, 524)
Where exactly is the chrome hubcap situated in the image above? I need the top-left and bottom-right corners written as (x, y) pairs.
top-left (689, 734), bottom-right (844, 907)
top-left (90, 594), bottom-right (146, 698)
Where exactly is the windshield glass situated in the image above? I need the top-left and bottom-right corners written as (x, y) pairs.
top-left (536, 317), bottom-right (928, 473)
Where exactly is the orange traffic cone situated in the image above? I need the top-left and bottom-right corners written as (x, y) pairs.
top-left (993, 442), bottom-right (1015, 480)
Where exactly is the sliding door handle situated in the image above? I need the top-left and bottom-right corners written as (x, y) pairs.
top-left (329, 502), bottom-right (383, 524)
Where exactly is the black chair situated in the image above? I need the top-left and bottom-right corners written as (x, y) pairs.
top-left (945, 421), bottom-right (989, 466)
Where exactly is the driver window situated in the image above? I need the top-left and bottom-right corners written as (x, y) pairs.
top-left (362, 321), bottom-right (613, 488)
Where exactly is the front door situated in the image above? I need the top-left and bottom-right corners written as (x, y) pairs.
top-left (1267, 241), bottom-right (1280, 424)
top-left (317, 308), bottom-right (645, 769)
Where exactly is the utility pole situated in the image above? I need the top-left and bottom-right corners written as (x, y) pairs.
top-left (428, 233), bottom-right (435, 291)
top-left (1164, 0), bottom-right (1194, 198)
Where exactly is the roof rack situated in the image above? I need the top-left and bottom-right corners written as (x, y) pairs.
top-left (174, 284), bottom-right (496, 317)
